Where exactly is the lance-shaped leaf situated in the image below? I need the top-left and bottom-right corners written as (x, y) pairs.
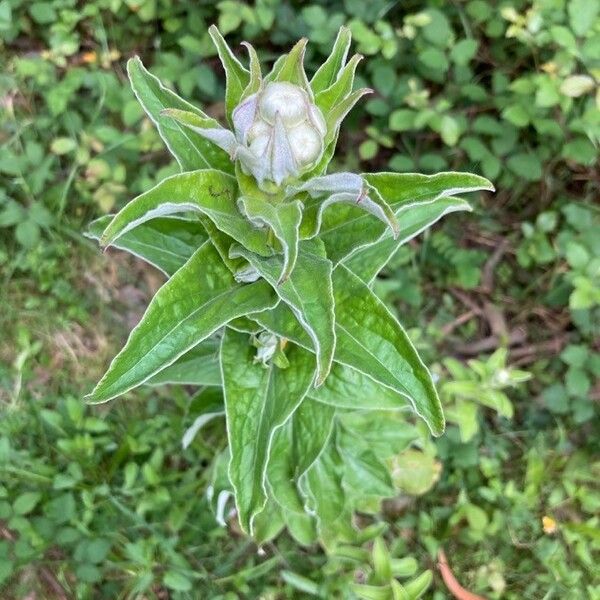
top-left (289, 172), bottom-right (399, 239)
top-left (320, 171), bottom-right (494, 264)
top-left (315, 53), bottom-right (363, 115)
top-left (99, 170), bottom-right (271, 258)
top-left (305, 440), bottom-right (356, 548)
top-left (338, 411), bottom-right (418, 460)
top-left (86, 215), bottom-right (206, 277)
top-left (274, 37), bottom-right (311, 95)
top-left (230, 239), bottom-right (335, 386)
top-left (310, 26), bottom-right (352, 94)
top-left (146, 338), bottom-right (221, 387)
top-left (343, 197), bottom-right (472, 283)
top-left (208, 25), bottom-right (250, 123)
top-left (268, 398), bottom-right (335, 513)
top-left (251, 497), bottom-right (286, 545)
top-left (240, 41), bottom-right (262, 100)
top-left (264, 54), bottom-right (287, 83)
top-left (252, 265), bottom-right (445, 435)
top-left (332, 265), bottom-right (444, 436)
top-left (324, 88), bottom-right (372, 145)
top-left (238, 196), bottom-right (303, 283)
top-left (86, 243), bottom-right (277, 404)
top-left (161, 108), bottom-right (238, 155)
top-left (127, 56), bottom-right (232, 173)
top-left (339, 446), bottom-right (394, 500)
top-left (309, 362), bottom-right (414, 411)
top-left (220, 328), bottom-right (316, 534)
top-left (307, 88), bottom-right (372, 178)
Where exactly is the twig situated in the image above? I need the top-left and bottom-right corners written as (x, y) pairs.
top-left (509, 335), bottom-right (570, 365)
top-left (38, 567), bottom-right (70, 600)
top-left (480, 238), bottom-right (510, 293)
top-left (437, 549), bottom-right (487, 600)
top-left (440, 310), bottom-right (478, 336)
top-left (454, 327), bottom-right (527, 356)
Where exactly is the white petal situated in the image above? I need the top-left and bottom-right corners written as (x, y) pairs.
top-left (248, 131), bottom-right (271, 159)
top-left (270, 113), bottom-right (298, 185)
top-left (307, 103), bottom-right (327, 137)
top-left (259, 81), bottom-right (308, 127)
top-left (232, 94), bottom-right (258, 143)
top-left (247, 119), bottom-right (271, 143)
top-left (287, 122), bottom-right (323, 166)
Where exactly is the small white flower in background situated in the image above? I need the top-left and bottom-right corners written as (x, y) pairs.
top-left (233, 82), bottom-right (326, 185)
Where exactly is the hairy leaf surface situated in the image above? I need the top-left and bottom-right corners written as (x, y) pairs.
top-left (320, 171), bottom-right (493, 263)
top-left (86, 215), bottom-right (205, 277)
top-left (238, 196), bottom-right (303, 283)
top-left (252, 265), bottom-right (444, 434)
top-left (268, 399), bottom-right (335, 513)
top-left (221, 329), bottom-right (315, 533)
top-left (100, 170), bottom-right (271, 257)
top-left (147, 339), bottom-right (221, 387)
top-left (208, 25), bottom-right (250, 122)
top-left (344, 197), bottom-right (472, 283)
top-left (310, 26), bottom-right (352, 94)
top-left (305, 441), bottom-right (355, 548)
top-left (128, 56), bottom-right (232, 172)
top-left (86, 243), bottom-right (277, 403)
top-left (231, 239), bottom-right (335, 386)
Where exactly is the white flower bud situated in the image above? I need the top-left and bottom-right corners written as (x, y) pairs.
top-left (258, 82), bottom-right (307, 127)
top-left (231, 81), bottom-right (327, 186)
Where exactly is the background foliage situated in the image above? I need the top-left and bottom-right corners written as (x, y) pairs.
top-left (1, 0), bottom-right (598, 598)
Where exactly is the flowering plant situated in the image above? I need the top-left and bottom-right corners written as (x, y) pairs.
top-left (86, 27), bottom-right (493, 547)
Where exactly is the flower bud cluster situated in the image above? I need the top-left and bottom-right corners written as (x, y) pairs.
top-left (232, 82), bottom-right (327, 185)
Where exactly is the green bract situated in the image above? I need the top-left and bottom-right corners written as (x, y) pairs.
top-left (86, 27), bottom-right (494, 546)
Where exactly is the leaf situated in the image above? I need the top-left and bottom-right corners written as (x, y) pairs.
top-left (343, 197), bottom-right (472, 283)
top-left (319, 171), bottom-right (493, 264)
top-left (237, 196), bottom-right (303, 283)
top-left (86, 215), bottom-right (206, 277)
top-left (268, 398), bottom-right (335, 513)
top-left (221, 328), bottom-right (316, 533)
top-left (568, 0), bottom-right (599, 36)
top-left (323, 88), bottom-right (372, 146)
top-left (340, 446), bottom-right (394, 499)
top-left (298, 176), bottom-right (399, 241)
top-left (86, 243), bottom-right (277, 404)
top-left (254, 265), bottom-right (445, 435)
top-left (127, 56), bottom-right (232, 172)
top-left (338, 411), bottom-right (418, 459)
top-left (560, 75), bottom-right (595, 98)
top-left (311, 26), bottom-right (352, 94)
top-left (333, 266), bottom-right (444, 435)
top-left (146, 338), bottom-right (221, 387)
top-left (274, 37), bottom-right (311, 93)
top-left (208, 25), bottom-right (250, 123)
top-left (283, 512), bottom-right (318, 546)
top-left (315, 53), bottom-right (363, 115)
top-left (240, 41), bottom-right (262, 100)
top-left (305, 441), bottom-right (356, 548)
top-left (181, 410), bottom-right (225, 450)
top-left (389, 449), bottom-right (442, 496)
top-left (231, 239), bottom-right (335, 386)
top-left (309, 363), bottom-right (412, 411)
top-left (252, 497), bottom-right (286, 545)
top-left (99, 170), bottom-right (271, 258)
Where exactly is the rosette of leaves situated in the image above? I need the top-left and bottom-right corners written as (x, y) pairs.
top-left (86, 27), bottom-right (493, 547)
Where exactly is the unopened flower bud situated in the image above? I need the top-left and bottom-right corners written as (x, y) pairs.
top-left (232, 81), bottom-right (327, 185)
